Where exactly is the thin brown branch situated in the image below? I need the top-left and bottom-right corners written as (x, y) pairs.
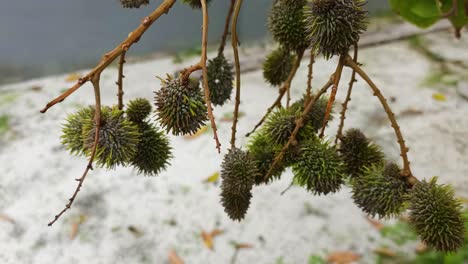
top-left (40, 0), bottom-right (177, 114)
top-left (305, 50), bottom-right (315, 102)
top-left (230, 0), bottom-right (243, 149)
top-left (218, 0), bottom-right (236, 57)
top-left (344, 55), bottom-right (418, 186)
top-left (180, 63), bottom-right (202, 84)
top-left (335, 45), bottom-right (358, 144)
top-left (48, 74), bottom-right (102, 226)
top-left (245, 49), bottom-right (305, 137)
top-left (116, 51), bottom-right (126, 110)
top-left (263, 77), bottom-right (334, 182)
top-left (200, 0), bottom-right (221, 153)
top-left (286, 80), bottom-right (291, 108)
top-left (318, 56), bottom-right (345, 138)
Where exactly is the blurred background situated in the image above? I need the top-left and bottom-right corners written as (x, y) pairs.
top-left (0, 0), bottom-right (389, 84)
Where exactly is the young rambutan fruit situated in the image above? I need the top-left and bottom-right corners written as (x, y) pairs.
top-left (181, 0), bottom-right (212, 9)
top-left (351, 162), bottom-right (411, 218)
top-left (290, 94), bottom-right (332, 132)
top-left (339, 128), bottom-right (384, 178)
top-left (263, 106), bottom-right (315, 147)
top-left (220, 188), bottom-right (252, 221)
top-left (268, 0), bottom-right (309, 51)
top-left (247, 130), bottom-right (286, 184)
top-left (207, 54), bottom-right (234, 106)
top-left (120, 0), bottom-right (149, 8)
top-left (220, 148), bottom-right (259, 193)
top-left (408, 178), bottom-right (465, 252)
top-left (292, 137), bottom-right (345, 195)
top-left (262, 47), bottom-right (295, 86)
top-left (61, 106), bottom-right (94, 156)
top-left (82, 106), bottom-right (141, 169)
top-left (154, 75), bottom-right (208, 136)
top-left (304, 0), bottom-right (368, 59)
top-left (126, 98), bottom-right (152, 124)
top-left (131, 122), bottom-right (172, 176)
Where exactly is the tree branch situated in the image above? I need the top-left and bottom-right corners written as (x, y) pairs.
top-left (305, 50), bottom-right (315, 102)
top-left (230, 0), bottom-right (243, 149)
top-left (40, 0), bottom-right (177, 113)
top-left (245, 49), bottom-right (305, 137)
top-left (344, 55), bottom-right (418, 186)
top-left (218, 0), bottom-right (236, 57)
top-left (48, 74), bottom-right (102, 226)
top-left (116, 51), bottom-right (126, 110)
top-left (200, 0), bottom-right (222, 153)
top-left (335, 45), bottom-right (358, 144)
top-left (318, 56), bottom-right (345, 138)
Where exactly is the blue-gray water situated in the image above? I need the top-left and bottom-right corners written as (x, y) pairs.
top-left (0, 0), bottom-right (388, 84)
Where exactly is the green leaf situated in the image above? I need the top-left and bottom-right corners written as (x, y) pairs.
top-left (439, 0), bottom-right (468, 31)
top-left (308, 255), bottom-right (326, 264)
top-left (444, 252), bottom-right (465, 264)
top-left (389, 0), bottom-right (441, 28)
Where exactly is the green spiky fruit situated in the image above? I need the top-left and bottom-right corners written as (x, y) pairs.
top-left (61, 107), bottom-right (94, 156)
top-left (351, 163), bottom-right (411, 218)
top-left (220, 188), bottom-right (252, 221)
top-left (181, 0), bottom-right (212, 9)
top-left (207, 54), bottom-right (234, 106)
top-left (304, 0), bottom-right (368, 59)
top-left (292, 138), bottom-right (345, 195)
top-left (291, 94), bottom-right (332, 132)
top-left (409, 178), bottom-right (465, 252)
top-left (247, 130), bottom-right (286, 184)
top-left (120, 0), bottom-right (149, 8)
top-left (339, 129), bottom-right (385, 178)
top-left (268, 0), bottom-right (309, 51)
top-left (220, 148), bottom-right (259, 192)
top-left (264, 107), bottom-right (315, 147)
top-left (82, 106), bottom-right (141, 169)
top-left (262, 47), bottom-right (295, 86)
top-left (154, 75), bottom-right (208, 135)
top-left (126, 98), bottom-right (152, 124)
top-left (132, 122), bottom-right (172, 176)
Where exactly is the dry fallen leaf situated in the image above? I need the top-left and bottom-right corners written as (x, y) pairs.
top-left (415, 242), bottom-right (428, 253)
top-left (203, 172), bottom-right (219, 184)
top-left (432, 93), bottom-right (447, 101)
top-left (128, 225), bottom-right (144, 237)
top-left (0, 213), bottom-right (15, 224)
top-left (65, 73), bottom-right (82, 82)
top-left (30, 85), bottom-right (42, 92)
top-left (70, 214), bottom-right (87, 240)
top-left (327, 251), bottom-right (360, 264)
top-left (210, 228), bottom-right (225, 237)
top-left (366, 216), bottom-right (384, 230)
top-left (373, 247), bottom-right (397, 258)
top-left (184, 126), bottom-right (209, 140)
top-left (234, 243), bottom-right (254, 250)
top-left (168, 250), bottom-right (184, 264)
top-left (201, 230), bottom-right (214, 250)
top-left (399, 108), bottom-right (424, 117)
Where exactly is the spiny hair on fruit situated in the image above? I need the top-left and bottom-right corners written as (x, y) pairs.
top-left (220, 187), bottom-right (252, 221)
top-left (292, 137), bottom-right (345, 195)
top-left (220, 148), bottom-right (259, 193)
top-left (207, 54), bottom-right (234, 106)
top-left (247, 130), bottom-right (287, 185)
top-left (339, 128), bottom-right (384, 178)
top-left (126, 98), bottom-right (152, 124)
top-left (61, 106), bottom-right (94, 156)
top-left (262, 47), bottom-right (295, 86)
top-left (82, 106), bottom-right (141, 169)
top-left (120, 0), bottom-right (149, 9)
top-left (131, 122), bottom-right (172, 176)
top-left (263, 106), bottom-right (315, 147)
top-left (154, 75), bottom-right (208, 136)
top-left (408, 177), bottom-right (465, 252)
top-left (181, 0), bottom-right (212, 9)
top-left (351, 162), bottom-right (411, 218)
top-left (304, 0), bottom-right (368, 59)
top-left (268, 0), bottom-right (309, 51)
top-left (290, 94), bottom-right (333, 132)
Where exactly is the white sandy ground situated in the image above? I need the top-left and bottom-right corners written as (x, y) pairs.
top-left (0, 31), bottom-right (468, 264)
